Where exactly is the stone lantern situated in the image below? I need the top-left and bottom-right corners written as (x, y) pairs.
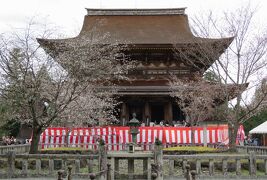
top-left (128, 113), bottom-right (140, 152)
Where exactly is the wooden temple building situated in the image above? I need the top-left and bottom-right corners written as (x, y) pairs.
top-left (38, 8), bottom-right (243, 126)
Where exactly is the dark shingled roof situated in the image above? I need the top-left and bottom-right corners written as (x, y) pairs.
top-left (37, 8), bottom-right (234, 51)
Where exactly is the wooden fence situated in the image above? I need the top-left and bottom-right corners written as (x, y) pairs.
top-left (1, 146), bottom-right (267, 179)
top-left (0, 151), bottom-right (100, 179)
top-left (0, 144), bottom-right (30, 155)
top-left (163, 153), bottom-right (267, 179)
top-left (237, 145), bottom-right (267, 155)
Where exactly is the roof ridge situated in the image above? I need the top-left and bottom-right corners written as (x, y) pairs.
top-left (86, 8), bottom-right (186, 16)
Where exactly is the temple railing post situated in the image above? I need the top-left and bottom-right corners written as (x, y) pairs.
top-left (98, 141), bottom-right (107, 180)
top-left (7, 151), bottom-right (15, 178)
top-left (154, 142), bottom-right (163, 180)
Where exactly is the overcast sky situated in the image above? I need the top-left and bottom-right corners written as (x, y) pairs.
top-left (0, 0), bottom-right (266, 36)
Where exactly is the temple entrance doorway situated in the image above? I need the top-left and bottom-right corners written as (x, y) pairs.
top-left (151, 104), bottom-right (164, 125)
top-left (128, 103), bottom-right (144, 121)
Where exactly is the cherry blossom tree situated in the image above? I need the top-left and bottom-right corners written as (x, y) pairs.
top-left (171, 77), bottom-right (216, 143)
top-left (0, 20), bottom-right (131, 153)
top-left (172, 4), bottom-right (267, 150)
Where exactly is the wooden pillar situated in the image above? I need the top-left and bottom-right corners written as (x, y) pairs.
top-left (164, 102), bottom-right (173, 125)
top-left (125, 104), bottom-right (129, 123)
top-left (121, 102), bottom-right (127, 126)
top-left (145, 102), bottom-right (150, 126)
top-left (168, 102), bottom-right (173, 125)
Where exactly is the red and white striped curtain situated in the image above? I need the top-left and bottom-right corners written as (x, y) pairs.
top-left (39, 124), bottom-right (237, 150)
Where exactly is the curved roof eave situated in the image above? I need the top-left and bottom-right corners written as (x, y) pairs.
top-left (37, 36), bottom-right (234, 51)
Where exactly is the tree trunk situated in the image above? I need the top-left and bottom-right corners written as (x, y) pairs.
top-left (228, 93), bottom-right (242, 152)
top-left (29, 126), bottom-right (42, 154)
top-left (228, 121), bottom-right (239, 152)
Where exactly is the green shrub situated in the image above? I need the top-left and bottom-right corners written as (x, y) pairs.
top-left (42, 147), bottom-right (84, 151)
top-left (40, 147), bottom-right (96, 154)
top-left (163, 146), bottom-right (222, 155)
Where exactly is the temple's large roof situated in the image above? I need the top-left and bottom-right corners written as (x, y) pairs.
top-left (37, 8), bottom-right (233, 51)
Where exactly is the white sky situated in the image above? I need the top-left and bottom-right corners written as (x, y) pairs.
top-left (0, 0), bottom-right (266, 36)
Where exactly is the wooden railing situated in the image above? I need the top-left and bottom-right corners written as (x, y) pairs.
top-left (1, 152), bottom-right (267, 179)
top-left (163, 153), bottom-right (267, 178)
top-left (237, 145), bottom-right (267, 155)
top-left (0, 144), bottom-right (30, 155)
top-left (0, 151), bottom-right (100, 178)
top-left (2, 145), bottom-right (267, 179)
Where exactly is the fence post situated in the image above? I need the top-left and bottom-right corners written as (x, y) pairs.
top-left (151, 163), bottom-right (158, 180)
top-left (22, 158), bottom-right (28, 177)
top-left (182, 159), bottom-right (188, 173)
top-left (67, 166), bottom-right (72, 180)
top-left (7, 151), bottom-right (15, 178)
top-left (154, 144), bottom-right (163, 180)
top-left (87, 158), bottom-right (94, 173)
top-left (107, 163), bottom-right (111, 180)
top-left (49, 159), bottom-right (54, 175)
top-left (196, 159), bottom-right (201, 175)
top-left (147, 157), bottom-right (152, 180)
top-left (222, 158), bottom-right (227, 176)
top-left (184, 164), bottom-right (192, 180)
top-left (36, 159), bottom-right (41, 174)
top-left (58, 170), bottom-right (64, 180)
top-left (249, 152), bottom-right (256, 176)
top-left (89, 173), bottom-right (96, 180)
top-left (209, 159), bottom-right (214, 176)
top-left (128, 158), bottom-right (134, 179)
top-left (169, 159), bottom-right (174, 176)
top-left (191, 170), bottom-right (197, 180)
top-left (98, 141), bottom-right (107, 180)
top-left (110, 157), bottom-right (115, 180)
top-left (236, 158), bottom-right (241, 176)
top-left (75, 159), bottom-right (80, 173)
